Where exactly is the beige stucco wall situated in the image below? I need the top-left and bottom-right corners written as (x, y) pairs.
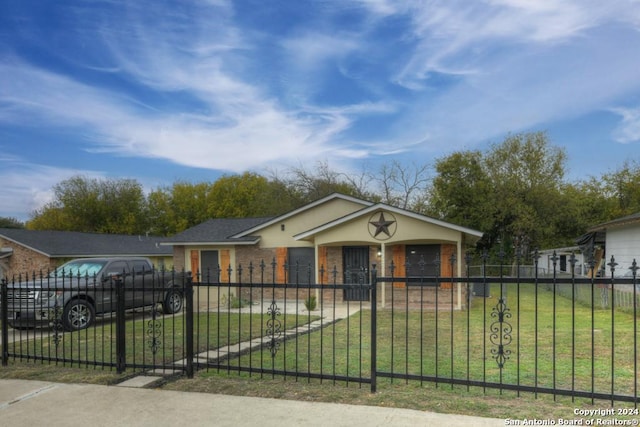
top-left (311, 212), bottom-right (461, 247)
top-left (257, 198), bottom-right (367, 248)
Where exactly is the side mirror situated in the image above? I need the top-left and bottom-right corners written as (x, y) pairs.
top-left (103, 272), bottom-right (123, 282)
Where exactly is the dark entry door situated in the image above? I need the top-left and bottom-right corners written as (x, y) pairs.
top-left (343, 246), bottom-right (370, 301)
top-left (288, 248), bottom-right (315, 284)
top-left (201, 250), bottom-right (219, 283)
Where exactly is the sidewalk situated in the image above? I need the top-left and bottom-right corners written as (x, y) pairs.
top-left (0, 379), bottom-right (504, 427)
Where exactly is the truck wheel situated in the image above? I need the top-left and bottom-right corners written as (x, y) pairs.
top-left (163, 289), bottom-right (183, 314)
top-left (63, 300), bottom-right (95, 331)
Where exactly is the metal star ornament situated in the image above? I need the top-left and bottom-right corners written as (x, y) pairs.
top-left (368, 212), bottom-right (397, 240)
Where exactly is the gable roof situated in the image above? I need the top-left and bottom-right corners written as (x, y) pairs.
top-left (293, 202), bottom-right (484, 241)
top-left (0, 228), bottom-right (172, 258)
top-left (588, 212), bottom-right (640, 232)
top-left (231, 193), bottom-right (373, 238)
top-left (163, 193), bottom-right (484, 246)
top-left (162, 217), bottom-right (273, 245)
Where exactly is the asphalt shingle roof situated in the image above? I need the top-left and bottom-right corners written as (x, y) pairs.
top-left (165, 217), bottom-right (273, 244)
top-left (0, 228), bottom-right (172, 257)
top-left (589, 212), bottom-right (640, 231)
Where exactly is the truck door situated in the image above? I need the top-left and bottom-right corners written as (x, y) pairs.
top-left (103, 261), bottom-right (135, 309)
top-left (130, 259), bottom-right (157, 307)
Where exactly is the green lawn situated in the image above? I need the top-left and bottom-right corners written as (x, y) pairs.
top-left (2, 283), bottom-right (639, 402)
top-left (216, 283), bottom-right (639, 399)
top-left (3, 310), bottom-right (320, 371)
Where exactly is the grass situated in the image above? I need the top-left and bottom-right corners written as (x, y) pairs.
top-left (2, 283), bottom-right (639, 420)
top-left (205, 283), bottom-right (639, 398)
top-left (2, 309), bottom-right (320, 370)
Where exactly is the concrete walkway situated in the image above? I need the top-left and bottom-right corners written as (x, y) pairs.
top-left (0, 379), bottom-right (504, 427)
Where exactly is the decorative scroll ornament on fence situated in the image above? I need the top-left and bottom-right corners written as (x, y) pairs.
top-left (490, 297), bottom-right (513, 368)
top-left (147, 308), bottom-right (162, 354)
top-left (489, 248), bottom-right (513, 369)
top-left (50, 303), bottom-right (64, 348)
top-left (266, 299), bottom-right (282, 358)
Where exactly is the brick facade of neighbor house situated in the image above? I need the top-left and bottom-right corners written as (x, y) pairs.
top-left (0, 237), bottom-right (55, 280)
top-left (0, 229), bottom-right (173, 282)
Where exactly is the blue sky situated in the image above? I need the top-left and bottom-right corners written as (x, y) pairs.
top-left (1, 0), bottom-right (640, 221)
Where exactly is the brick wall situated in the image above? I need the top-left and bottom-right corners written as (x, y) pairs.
top-left (0, 238), bottom-right (55, 280)
top-left (173, 246), bottom-right (186, 271)
top-left (235, 246), bottom-right (278, 282)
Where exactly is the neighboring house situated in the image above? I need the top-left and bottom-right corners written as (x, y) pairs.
top-left (537, 247), bottom-right (588, 276)
top-left (586, 212), bottom-right (640, 277)
top-left (0, 228), bottom-right (173, 281)
top-left (163, 193), bottom-right (483, 309)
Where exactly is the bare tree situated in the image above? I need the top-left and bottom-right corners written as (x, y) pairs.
top-left (375, 160), bottom-right (432, 210)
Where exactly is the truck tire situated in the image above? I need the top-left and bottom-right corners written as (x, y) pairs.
top-left (163, 289), bottom-right (183, 314)
top-left (63, 299), bottom-right (95, 331)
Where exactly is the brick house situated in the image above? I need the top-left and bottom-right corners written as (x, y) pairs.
top-left (163, 193), bottom-right (483, 309)
top-left (0, 228), bottom-right (173, 281)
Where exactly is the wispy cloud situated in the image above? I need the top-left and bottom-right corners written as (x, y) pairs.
top-left (1, 0), bottom-right (639, 223)
top-left (0, 0), bottom-right (393, 173)
top-left (611, 107), bottom-right (640, 143)
top-left (0, 157), bottom-right (105, 220)
top-left (393, 0), bottom-right (640, 89)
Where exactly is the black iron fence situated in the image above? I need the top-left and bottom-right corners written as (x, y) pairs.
top-left (1, 255), bottom-right (639, 405)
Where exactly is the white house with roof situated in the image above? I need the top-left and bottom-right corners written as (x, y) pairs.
top-left (587, 212), bottom-right (640, 277)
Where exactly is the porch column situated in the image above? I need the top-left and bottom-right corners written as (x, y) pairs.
top-left (379, 243), bottom-right (386, 308)
top-left (457, 241), bottom-right (462, 310)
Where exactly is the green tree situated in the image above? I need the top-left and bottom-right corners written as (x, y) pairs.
top-left (600, 160), bottom-right (640, 218)
top-left (427, 132), bottom-right (569, 256)
top-left (426, 150), bottom-right (495, 235)
top-left (208, 172), bottom-right (289, 218)
top-left (0, 217), bottom-right (25, 229)
top-left (28, 176), bottom-right (148, 234)
top-left (558, 178), bottom-right (615, 240)
top-left (147, 181), bottom-right (213, 235)
top-left (484, 132), bottom-right (567, 252)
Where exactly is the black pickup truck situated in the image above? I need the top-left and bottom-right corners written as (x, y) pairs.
top-left (6, 257), bottom-right (185, 331)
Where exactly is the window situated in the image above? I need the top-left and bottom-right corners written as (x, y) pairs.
top-left (405, 245), bottom-right (440, 276)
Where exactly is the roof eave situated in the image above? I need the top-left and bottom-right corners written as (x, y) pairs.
top-left (161, 239), bottom-right (259, 246)
top-left (0, 234), bottom-right (52, 257)
top-left (294, 204), bottom-right (484, 241)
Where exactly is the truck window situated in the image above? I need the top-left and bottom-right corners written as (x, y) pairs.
top-left (130, 260), bottom-right (151, 274)
top-left (51, 260), bottom-right (107, 278)
top-left (104, 261), bottom-right (129, 278)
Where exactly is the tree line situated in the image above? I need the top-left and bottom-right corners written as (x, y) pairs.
top-left (3, 132), bottom-right (639, 256)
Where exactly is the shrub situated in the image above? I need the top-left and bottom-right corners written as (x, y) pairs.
top-left (304, 295), bottom-right (317, 311)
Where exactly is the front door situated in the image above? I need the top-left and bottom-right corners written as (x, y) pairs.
top-left (343, 246), bottom-right (370, 301)
top-left (201, 250), bottom-right (219, 283)
top-left (288, 247), bottom-right (315, 284)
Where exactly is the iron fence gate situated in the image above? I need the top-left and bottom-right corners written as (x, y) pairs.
top-left (1, 254), bottom-right (639, 405)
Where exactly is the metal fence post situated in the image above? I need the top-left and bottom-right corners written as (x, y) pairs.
top-left (370, 264), bottom-right (377, 393)
top-left (185, 273), bottom-right (194, 378)
top-left (1, 279), bottom-right (8, 366)
top-left (115, 277), bottom-right (126, 374)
